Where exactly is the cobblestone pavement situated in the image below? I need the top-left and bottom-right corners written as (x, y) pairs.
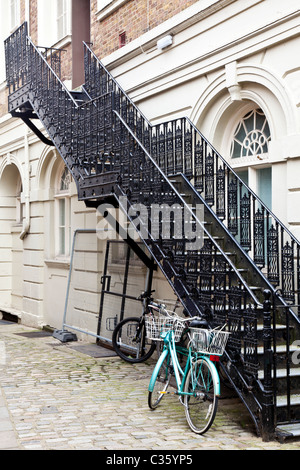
top-left (0, 320), bottom-right (299, 451)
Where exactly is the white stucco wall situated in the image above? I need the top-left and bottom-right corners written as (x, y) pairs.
top-left (1, 0), bottom-right (300, 329)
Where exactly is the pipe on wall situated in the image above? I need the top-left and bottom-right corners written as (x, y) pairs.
top-left (20, 130), bottom-right (30, 240)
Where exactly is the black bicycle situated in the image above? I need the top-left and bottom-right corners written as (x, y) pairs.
top-left (112, 291), bottom-right (168, 363)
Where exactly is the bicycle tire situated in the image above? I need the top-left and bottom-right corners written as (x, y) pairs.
top-left (184, 357), bottom-right (219, 434)
top-left (112, 316), bottom-right (156, 363)
top-left (148, 350), bottom-right (173, 409)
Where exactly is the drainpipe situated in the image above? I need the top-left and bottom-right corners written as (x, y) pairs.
top-left (20, 131), bottom-right (30, 240)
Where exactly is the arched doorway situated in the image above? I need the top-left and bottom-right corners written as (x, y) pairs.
top-left (0, 163), bottom-right (23, 312)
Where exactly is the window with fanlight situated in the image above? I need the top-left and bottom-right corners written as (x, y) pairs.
top-left (230, 108), bottom-right (271, 161)
top-left (229, 108), bottom-right (273, 210)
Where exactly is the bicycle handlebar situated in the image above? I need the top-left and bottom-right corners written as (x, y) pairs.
top-left (148, 302), bottom-right (203, 324)
top-left (137, 290), bottom-right (155, 301)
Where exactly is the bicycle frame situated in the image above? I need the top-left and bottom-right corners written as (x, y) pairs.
top-left (148, 330), bottom-right (221, 398)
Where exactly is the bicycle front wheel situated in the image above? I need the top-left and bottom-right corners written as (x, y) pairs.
top-left (148, 351), bottom-right (173, 409)
top-left (184, 357), bottom-right (219, 434)
top-left (112, 316), bottom-right (156, 363)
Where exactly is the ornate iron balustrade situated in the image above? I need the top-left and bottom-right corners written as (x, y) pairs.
top-left (6, 26), bottom-right (105, 186)
top-left (5, 23), bottom-right (260, 373)
top-left (83, 42), bottom-right (300, 315)
top-left (5, 22), bottom-right (28, 94)
top-left (5, 24), bottom-right (300, 439)
top-left (111, 109), bottom-right (260, 374)
top-left (6, 27), bottom-right (298, 315)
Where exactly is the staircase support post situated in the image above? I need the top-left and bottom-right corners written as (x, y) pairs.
top-left (261, 289), bottom-right (275, 441)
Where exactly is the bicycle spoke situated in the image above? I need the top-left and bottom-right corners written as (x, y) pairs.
top-left (184, 358), bottom-right (218, 434)
top-left (112, 317), bottom-right (156, 363)
top-left (148, 354), bottom-right (173, 409)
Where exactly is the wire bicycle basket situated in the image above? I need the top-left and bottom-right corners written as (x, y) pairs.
top-left (190, 325), bottom-right (230, 356)
top-left (145, 314), bottom-right (185, 343)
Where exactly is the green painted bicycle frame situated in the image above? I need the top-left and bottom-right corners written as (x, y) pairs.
top-left (148, 330), bottom-right (220, 397)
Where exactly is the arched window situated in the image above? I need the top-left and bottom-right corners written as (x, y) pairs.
top-left (60, 166), bottom-right (71, 192)
top-left (230, 109), bottom-right (271, 161)
top-left (228, 107), bottom-right (272, 210)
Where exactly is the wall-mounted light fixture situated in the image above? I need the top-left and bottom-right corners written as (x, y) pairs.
top-left (157, 35), bottom-right (173, 50)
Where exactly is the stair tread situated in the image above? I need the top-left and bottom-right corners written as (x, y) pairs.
top-left (258, 367), bottom-right (300, 379)
top-left (276, 423), bottom-right (300, 437)
top-left (276, 394), bottom-right (300, 407)
top-left (242, 323), bottom-right (286, 332)
top-left (256, 342), bottom-right (300, 353)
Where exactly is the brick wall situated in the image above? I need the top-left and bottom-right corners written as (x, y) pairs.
top-left (91, 0), bottom-right (199, 59)
top-left (29, 0), bottom-right (38, 43)
top-left (0, 0), bottom-right (197, 118)
top-left (0, 0), bottom-right (27, 118)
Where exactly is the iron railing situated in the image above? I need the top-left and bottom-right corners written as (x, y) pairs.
top-left (5, 23), bottom-right (300, 439)
top-left (83, 41), bottom-right (300, 317)
top-left (5, 22), bottom-right (261, 370)
top-left (5, 22), bottom-right (29, 94)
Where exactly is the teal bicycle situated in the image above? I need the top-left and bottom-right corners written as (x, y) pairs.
top-left (146, 312), bottom-right (230, 434)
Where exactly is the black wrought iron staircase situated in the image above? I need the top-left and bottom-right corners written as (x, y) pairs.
top-left (4, 22), bottom-right (300, 442)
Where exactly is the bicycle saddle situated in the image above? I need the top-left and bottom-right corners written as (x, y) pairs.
top-left (189, 318), bottom-right (209, 329)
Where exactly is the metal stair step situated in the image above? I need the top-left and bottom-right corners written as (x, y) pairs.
top-left (258, 367), bottom-right (300, 380)
top-left (203, 235), bottom-right (223, 240)
top-left (257, 323), bottom-right (286, 329)
top-left (276, 394), bottom-right (300, 407)
top-left (276, 423), bottom-right (300, 440)
top-left (255, 340), bottom-right (300, 354)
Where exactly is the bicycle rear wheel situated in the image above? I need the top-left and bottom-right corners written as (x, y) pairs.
top-left (184, 357), bottom-right (218, 434)
top-left (112, 316), bottom-right (156, 363)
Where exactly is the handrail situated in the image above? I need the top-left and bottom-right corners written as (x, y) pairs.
top-left (5, 25), bottom-right (286, 438)
top-left (6, 22), bottom-right (300, 439)
top-left (113, 108), bottom-right (260, 307)
top-left (83, 42), bottom-right (151, 126)
top-left (26, 36), bottom-right (79, 107)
